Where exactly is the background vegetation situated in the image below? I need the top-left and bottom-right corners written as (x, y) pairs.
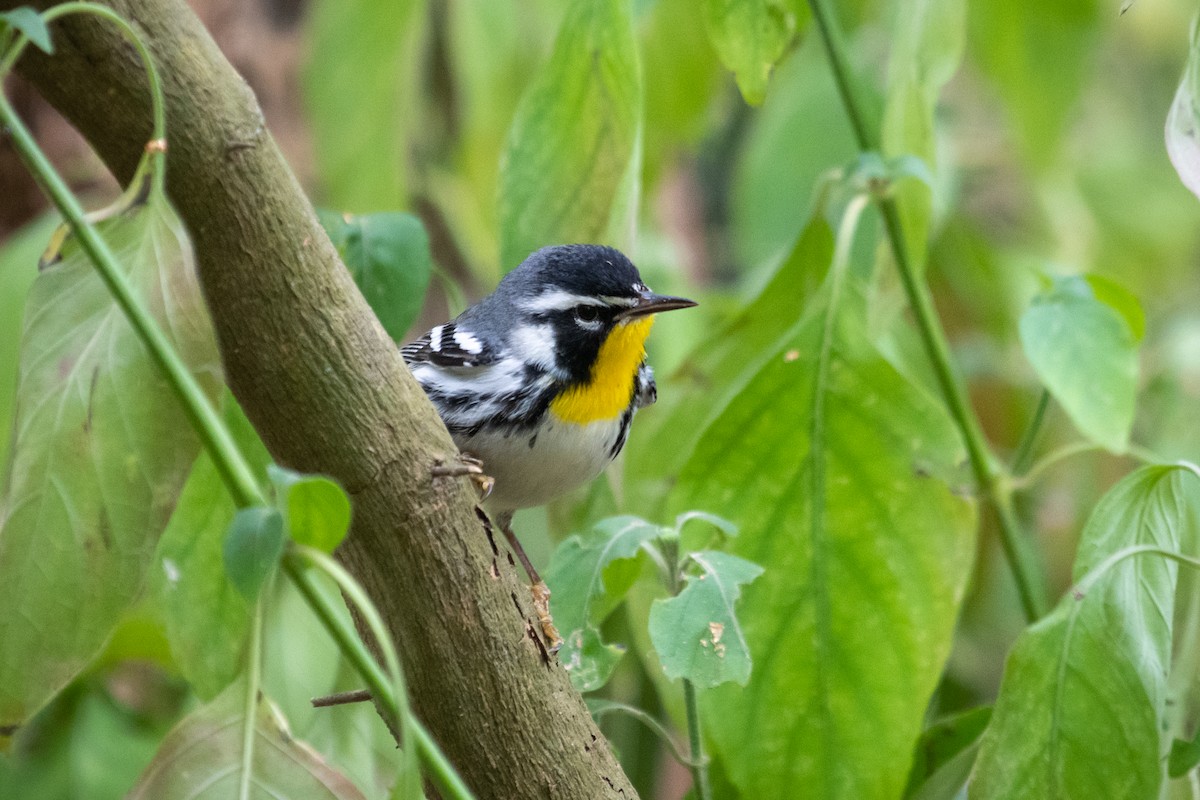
top-left (3, 0), bottom-right (1200, 798)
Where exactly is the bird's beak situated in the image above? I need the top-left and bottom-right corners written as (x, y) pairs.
top-left (615, 290), bottom-right (698, 321)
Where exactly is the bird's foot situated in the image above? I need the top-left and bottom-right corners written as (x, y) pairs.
top-left (530, 581), bottom-right (563, 653)
top-left (431, 453), bottom-right (494, 500)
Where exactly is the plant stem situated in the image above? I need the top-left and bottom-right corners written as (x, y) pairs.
top-left (805, 0), bottom-right (1046, 622)
top-left (683, 679), bottom-right (711, 800)
top-left (238, 592), bottom-right (266, 800)
top-left (1012, 390), bottom-right (1051, 476)
top-left (283, 555), bottom-right (476, 800)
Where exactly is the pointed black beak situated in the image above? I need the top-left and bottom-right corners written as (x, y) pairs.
top-left (615, 290), bottom-right (698, 321)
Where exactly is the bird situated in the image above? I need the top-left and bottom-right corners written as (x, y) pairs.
top-left (401, 244), bottom-right (696, 650)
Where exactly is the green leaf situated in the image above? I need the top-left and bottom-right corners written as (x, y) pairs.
top-left (972, 466), bottom-right (1200, 798)
top-left (648, 550), bottom-right (763, 688)
top-left (1169, 733), bottom-right (1200, 779)
top-left (667, 275), bottom-right (975, 797)
top-left (1018, 274), bottom-right (1140, 452)
top-left (0, 212), bottom-right (59, 469)
top-left (268, 465), bottom-right (352, 553)
top-left (905, 707), bottom-right (991, 800)
top-left (728, 35), bottom-right (860, 271)
top-left (0, 156), bottom-right (221, 730)
top-left (701, 0), bottom-right (800, 106)
top-left (128, 678), bottom-right (366, 800)
top-left (881, 0), bottom-right (964, 274)
top-left (319, 211), bottom-right (432, 342)
top-left (967, 0), bottom-right (1100, 168)
top-left (626, 211), bottom-right (836, 512)
top-left (498, 0), bottom-right (641, 270)
top-left (153, 398), bottom-right (271, 700)
top-left (222, 507), bottom-right (285, 602)
top-left (1166, 16), bottom-right (1200, 202)
top-left (1, 8), bottom-right (52, 54)
top-left (545, 515), bottom-right (665, 691)
top-left (303, 0), bottom-right (425, 210)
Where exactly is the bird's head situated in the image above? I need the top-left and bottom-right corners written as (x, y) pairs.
top-left (492, 245), bottom-right (696, 386)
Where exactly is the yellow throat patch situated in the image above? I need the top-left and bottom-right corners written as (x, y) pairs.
top-left (550, 317), bottom-right (654, 425)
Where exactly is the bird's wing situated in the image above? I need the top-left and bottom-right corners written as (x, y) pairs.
top-left (401, 322), bottom-right (500, 370)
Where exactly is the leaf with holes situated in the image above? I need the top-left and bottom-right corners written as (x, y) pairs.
top-left (648, 550), bottom-right (763, 688)
top-left (0, 154), bottom-right (221, 730)
top-left (545, 515), bottom-right (664, 691)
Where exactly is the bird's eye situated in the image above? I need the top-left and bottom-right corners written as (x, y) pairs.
top-left (574, 305), bottom-right (601, 324)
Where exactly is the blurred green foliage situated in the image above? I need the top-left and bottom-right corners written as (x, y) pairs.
top-left (5, 0), bottom-right (1200, 798)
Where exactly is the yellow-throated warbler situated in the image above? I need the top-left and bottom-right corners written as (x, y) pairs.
top-left (402, 244), bottom-right (695, 648)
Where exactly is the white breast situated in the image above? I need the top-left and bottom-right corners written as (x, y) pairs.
top-left (455, 415), bottom-right (627, 513)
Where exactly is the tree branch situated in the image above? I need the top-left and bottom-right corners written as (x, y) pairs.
top-left (1, 1), bottom-right (635, 796)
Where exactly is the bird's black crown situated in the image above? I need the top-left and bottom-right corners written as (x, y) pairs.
top-left (504, 245), bottom-right (645, 299)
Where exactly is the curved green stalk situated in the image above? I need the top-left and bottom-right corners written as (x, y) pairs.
top-left (239, 592), bottom-right (267, 799)
top-left (283, 554), bottom-right (477, 800)
top-left (804, 0), bottom-right (1047, 622)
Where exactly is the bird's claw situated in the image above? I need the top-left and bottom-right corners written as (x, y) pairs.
top-left (530, 581), bottom-right (563, 653)
top-left (432, 454), bottom-right (494, 500)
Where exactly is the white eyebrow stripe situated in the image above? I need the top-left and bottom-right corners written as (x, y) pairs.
top-left (600, 295), bottom-right (638, 307)
top-left (519, 290), bottom-right (603, 313)
top-left (454, 329), bottom-right (483, 354)
top-left (430, 324), bottom-right (445, 351)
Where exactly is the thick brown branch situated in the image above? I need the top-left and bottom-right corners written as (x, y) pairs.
top-left (2, 1), bottom-right (635, 797)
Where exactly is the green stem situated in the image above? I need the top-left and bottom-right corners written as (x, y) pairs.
top-left (805, 0), bottom-right (1046, 622)
top-left (239, 592), bottom-right (266, 800)
top-left (683, 679), bottom-right (711, 800)
top-left (1012, 390), bottom-right (1051, 476)
top-left (283, 555), bottom-right (476, 800)
top-left (0, 90), bottom-right (261, 510)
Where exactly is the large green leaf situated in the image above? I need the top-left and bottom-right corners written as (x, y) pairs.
top-left (0, 160), bottom-right (221, 730)
top-left (625, 212), bottom-right (835, 513)
top-left (667, 276), bottom-right (975, 797)
top-left (1018, 275), bottom-right (1140, 453)
top-left (971, 466), bottom-right (1200, 798)
top-left (128, 678), bottom-right (366, 800)
top-left (303, 0), bottom-right (426, 210)
top-left (701, 0), bottom-right (800, 106)
top-left (153, 399), bottom-right (270, 701)
top-left (497, 0), bottom-right (641, 269)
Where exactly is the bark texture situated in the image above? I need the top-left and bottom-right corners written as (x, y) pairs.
top-left (2, 1), bottom-right (637, 797)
